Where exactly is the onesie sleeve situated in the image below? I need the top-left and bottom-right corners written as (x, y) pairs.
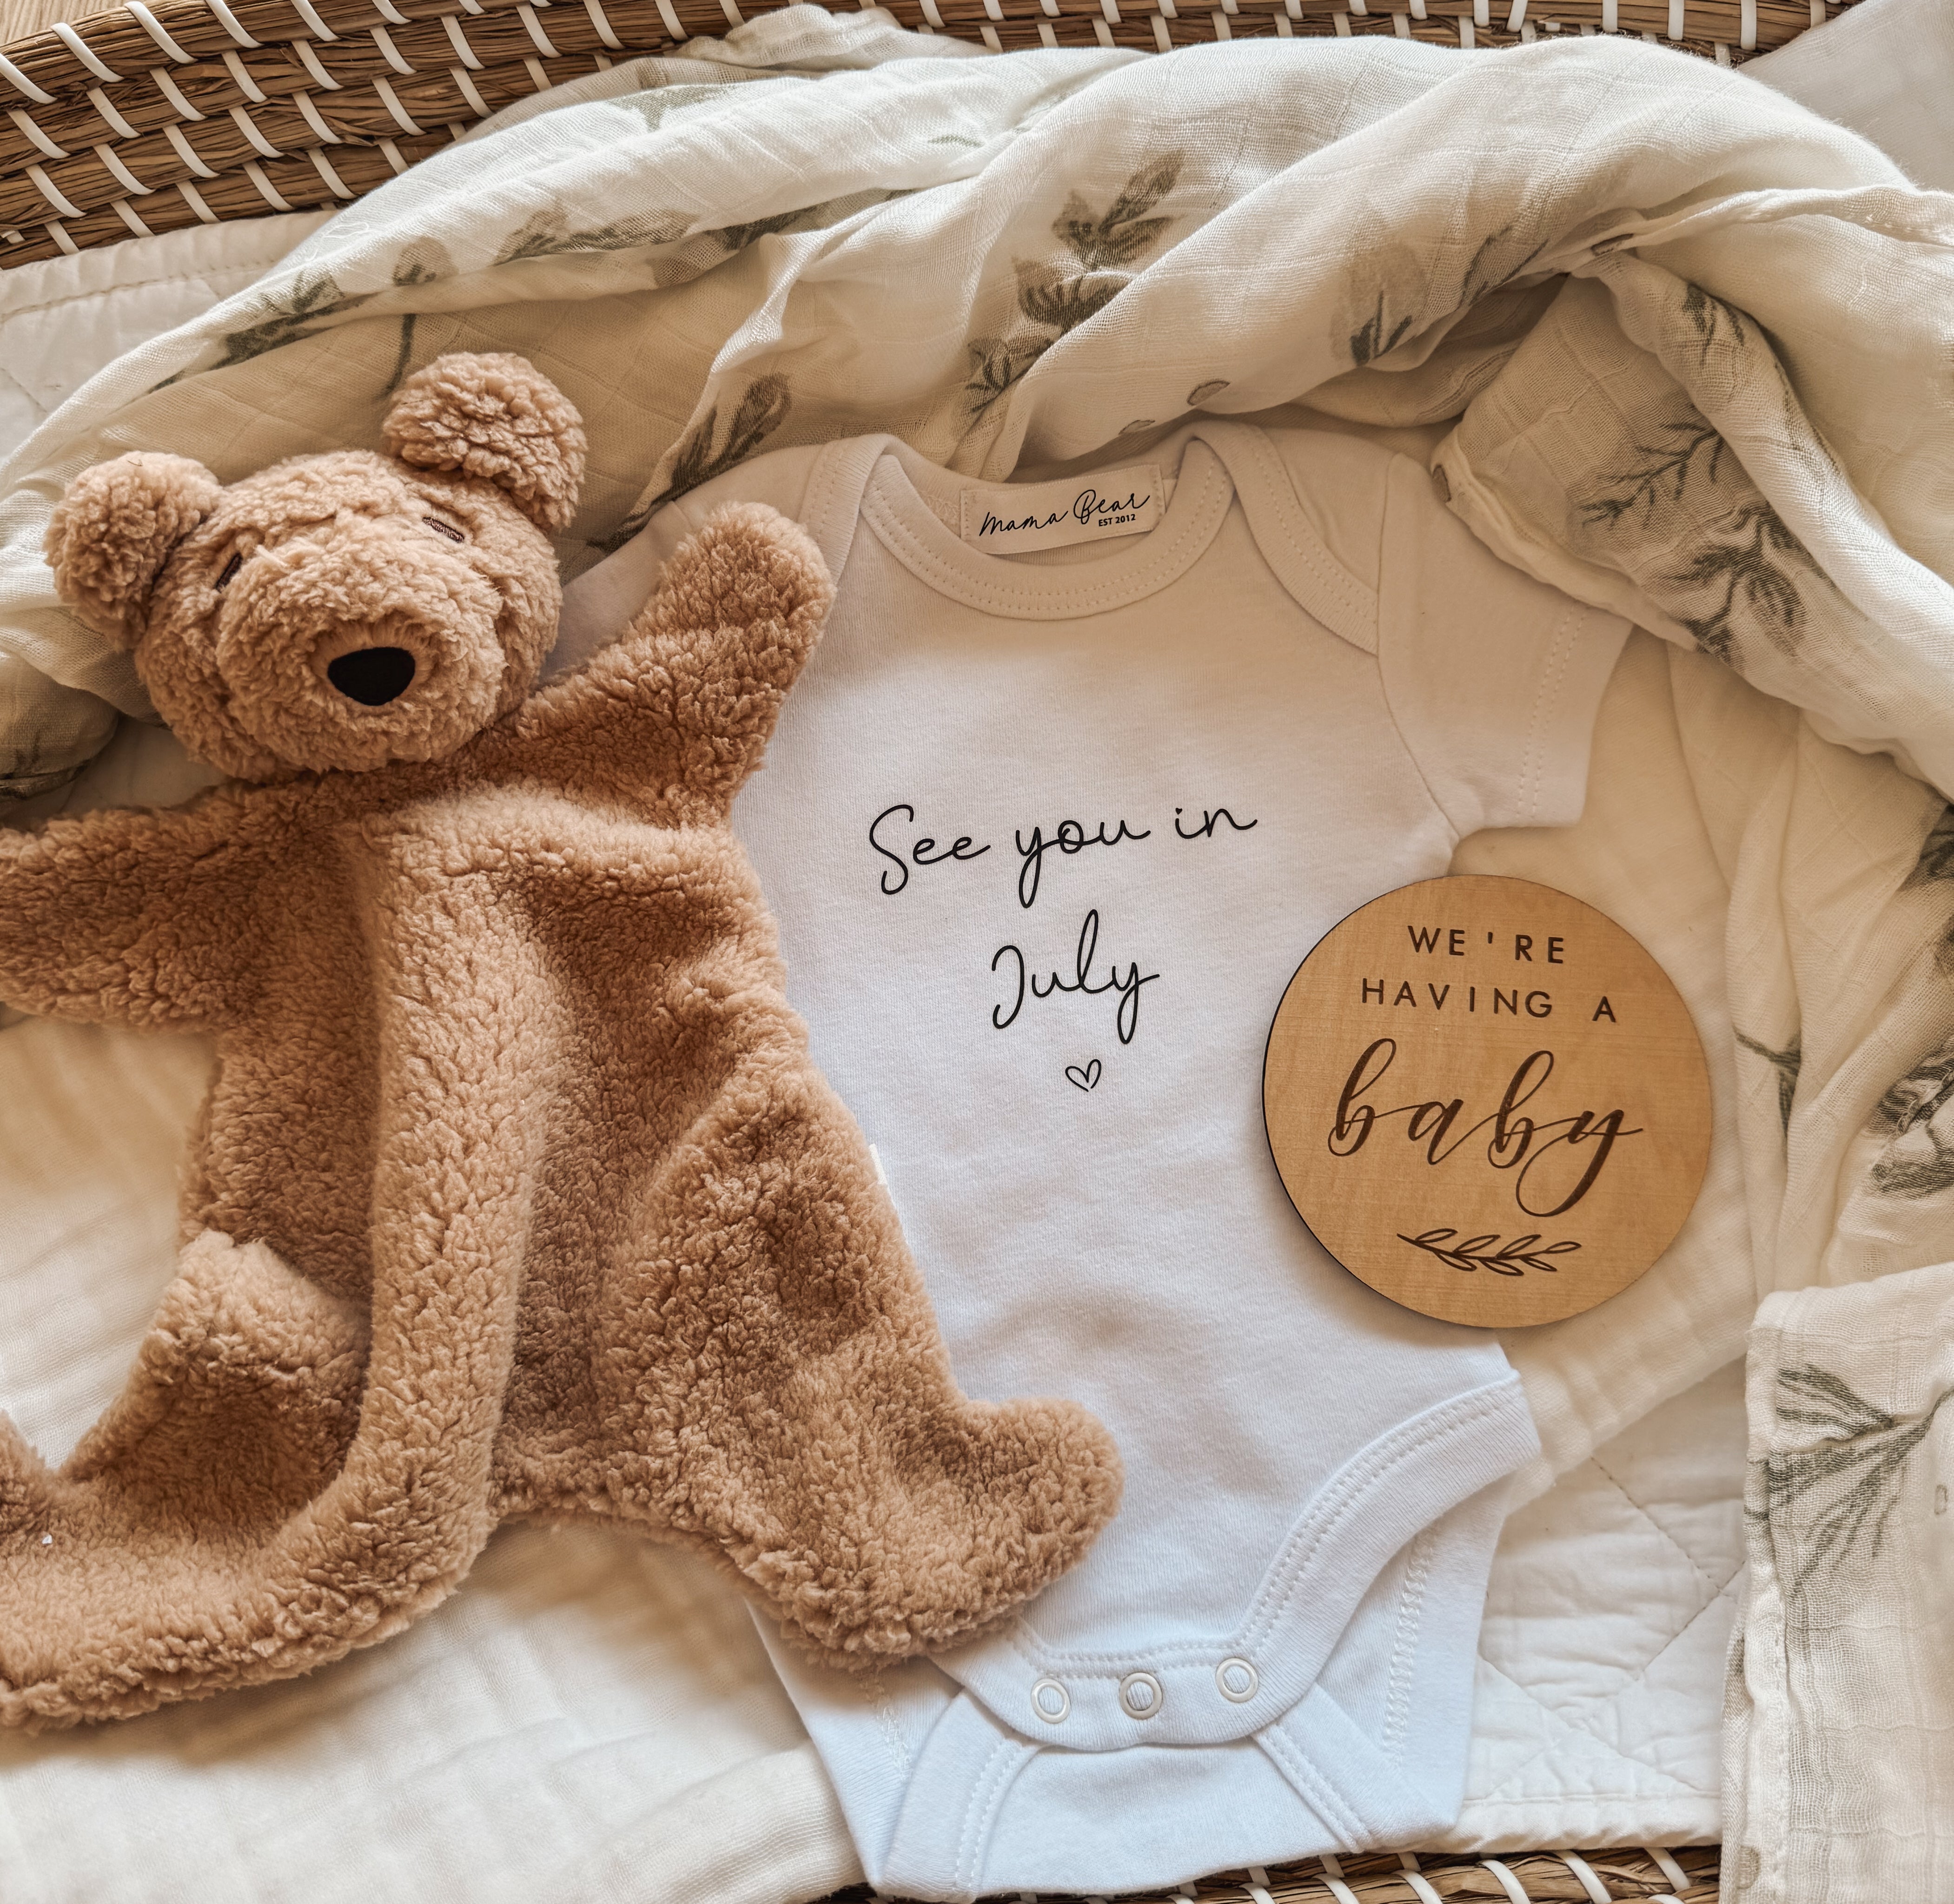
top-left (1377, 452), bottom-right (1629, 839)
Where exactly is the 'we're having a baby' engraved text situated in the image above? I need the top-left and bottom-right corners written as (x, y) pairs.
top-left (1330, 1038), bottom-right (1641, 1219)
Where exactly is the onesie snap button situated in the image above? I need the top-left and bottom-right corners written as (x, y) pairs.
top-left (1118, 1670), bottom-right (1164, 1720)
top-left (1215, 1656), bottom-right (1259, 1703)
top-left (1030, 1676), bottom-right (1070, 1724)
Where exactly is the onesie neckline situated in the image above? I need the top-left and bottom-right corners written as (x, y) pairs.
top-left (851, 424), bottom-right (1382, 653)
top-left (858, 433), bottom-right (1236, 621)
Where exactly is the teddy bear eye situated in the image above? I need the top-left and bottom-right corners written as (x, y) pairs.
top-left (422, 516), bottom-right (466, 544)
top-left (215, 551), bottom-right (243, 590)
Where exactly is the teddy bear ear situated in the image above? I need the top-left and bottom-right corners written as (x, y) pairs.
top-left (44, 451), bottom-right (222, 648)
top-left (383, 352), bottom-right (587, 534)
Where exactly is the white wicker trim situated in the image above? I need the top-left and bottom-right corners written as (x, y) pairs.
top-left (8, 106), bottom-right (64, 158)
top-left (51, 20), bottom-right (119, 80)
top-left (222, 46), bottom-right (268, 99)
top-left (371, 73), bottom-right (422, 132)
top-left (518, 3), bottom-right (561, 53)
top-left (93, 139), bottom-right (152, 192)
top-left (163, 120), bottom-right (218, 176)
top-left (373, 24), bottom-right (416, 69)
top-left (228, 102), bottom-right (283, 156)
top-left (203, 0), bottom-right (262, 47)
top-left (23, 161), bottom-right (81, 215)
top-left (306, 143), bottom-right (351, 193)
top-left (291, 88), bottom-right (339, 140)
top-left (85, 85), bottom-right (139, 136)
top-left (449, 61), bottom-right (489, 112)
top-left (294, 38), bottom-right (341, 87)
top-left (126, 0), bottom-right (193, 60)
top-left (240, 156), bottom-right (291, 208)
top-left (289, 0), bottom-right (340, 39)
top-left (175, 176), bottom-right (217, 221)
top-left (148, 63), bottom-right (205, 116)
top-left (1480, 1861), bottom-right (1533, 1904)
top-left (0, 53), bottom-right (54, 105)
top-left (443, 16), bottom-right (484, 66)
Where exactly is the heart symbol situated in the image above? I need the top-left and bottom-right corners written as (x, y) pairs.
top-left (1066, 1060), bottom-right (1102, 1093)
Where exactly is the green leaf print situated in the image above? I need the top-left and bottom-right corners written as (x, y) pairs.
top-left (589, 373), bottom-right (794, 555)
top-left (963, 152), bottom-right (1185, 420)
top-left (210, 269), bottom-right (380, 370)
top-left (1760, 1363), bottom-right (1953, 1603)
top-left (496, 208), bottom-right (696, 263)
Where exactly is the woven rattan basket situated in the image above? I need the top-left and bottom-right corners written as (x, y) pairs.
top-left (824, 1844), bottom-right (1723, 1901)
top-left (2, 0), bottom-right (1855, 1895)
top-left (0, 0), bottom-right (1848, 267)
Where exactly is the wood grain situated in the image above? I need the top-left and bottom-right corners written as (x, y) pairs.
top-left (1264, 874), bottom-right (1709, 1329)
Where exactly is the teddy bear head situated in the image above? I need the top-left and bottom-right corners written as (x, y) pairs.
top-left (45, 351), bottom-right (587, 782)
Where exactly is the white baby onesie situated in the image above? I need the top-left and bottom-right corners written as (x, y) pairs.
top-left (555, 422), bottom-right (1629, 1900)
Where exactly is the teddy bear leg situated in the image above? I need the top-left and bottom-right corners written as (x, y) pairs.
top-left (728, 1362), bottom-right (1125, 1670)
top-left (591, 1055), bottom-right (1122, 1671)
top-left (61, 1229), bottom-right (370, 1508)
top-left (0, 1231), bottom-right (371, 1726)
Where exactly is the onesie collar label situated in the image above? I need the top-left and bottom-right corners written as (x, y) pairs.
top-left (959, 463), bottom-right (1165, 554)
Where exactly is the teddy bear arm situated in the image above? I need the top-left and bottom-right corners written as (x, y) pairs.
top-left (0, 801), bottom-right (263, 1029)
top-left (510, 502), bottom-right (835, 813)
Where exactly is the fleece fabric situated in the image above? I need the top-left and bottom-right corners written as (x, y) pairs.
top-left (0, 489), bottom-right (1119, 1727)
top-left (555, 418), bottom-right (1625, 1896)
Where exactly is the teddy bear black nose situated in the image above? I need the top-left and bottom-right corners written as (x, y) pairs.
top-left (326, 647), bottom-right (417, 707)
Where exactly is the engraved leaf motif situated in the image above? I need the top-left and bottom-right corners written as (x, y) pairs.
top-left (1398, 1228), bottom-right (1582, 1276)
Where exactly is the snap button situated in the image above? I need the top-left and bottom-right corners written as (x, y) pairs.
top-left (1118, 1670), bottom-right (1165, 1720)
top-left (1215, 1656), bottom-right (1259, 1704)
top-left (1030, 1676), bottom-right (1070, 1725)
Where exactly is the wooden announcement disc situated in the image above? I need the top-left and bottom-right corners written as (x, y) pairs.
top-left (1263, 875), bottom-right (1710, 1329)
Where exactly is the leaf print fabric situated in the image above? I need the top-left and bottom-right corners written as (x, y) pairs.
top-left (1726, 1264), bottom-right (1954, 1904)
top-left (5, 5), bottom-right (1952, 790)
top-left (964, 154), bottom-right (1183, 418)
